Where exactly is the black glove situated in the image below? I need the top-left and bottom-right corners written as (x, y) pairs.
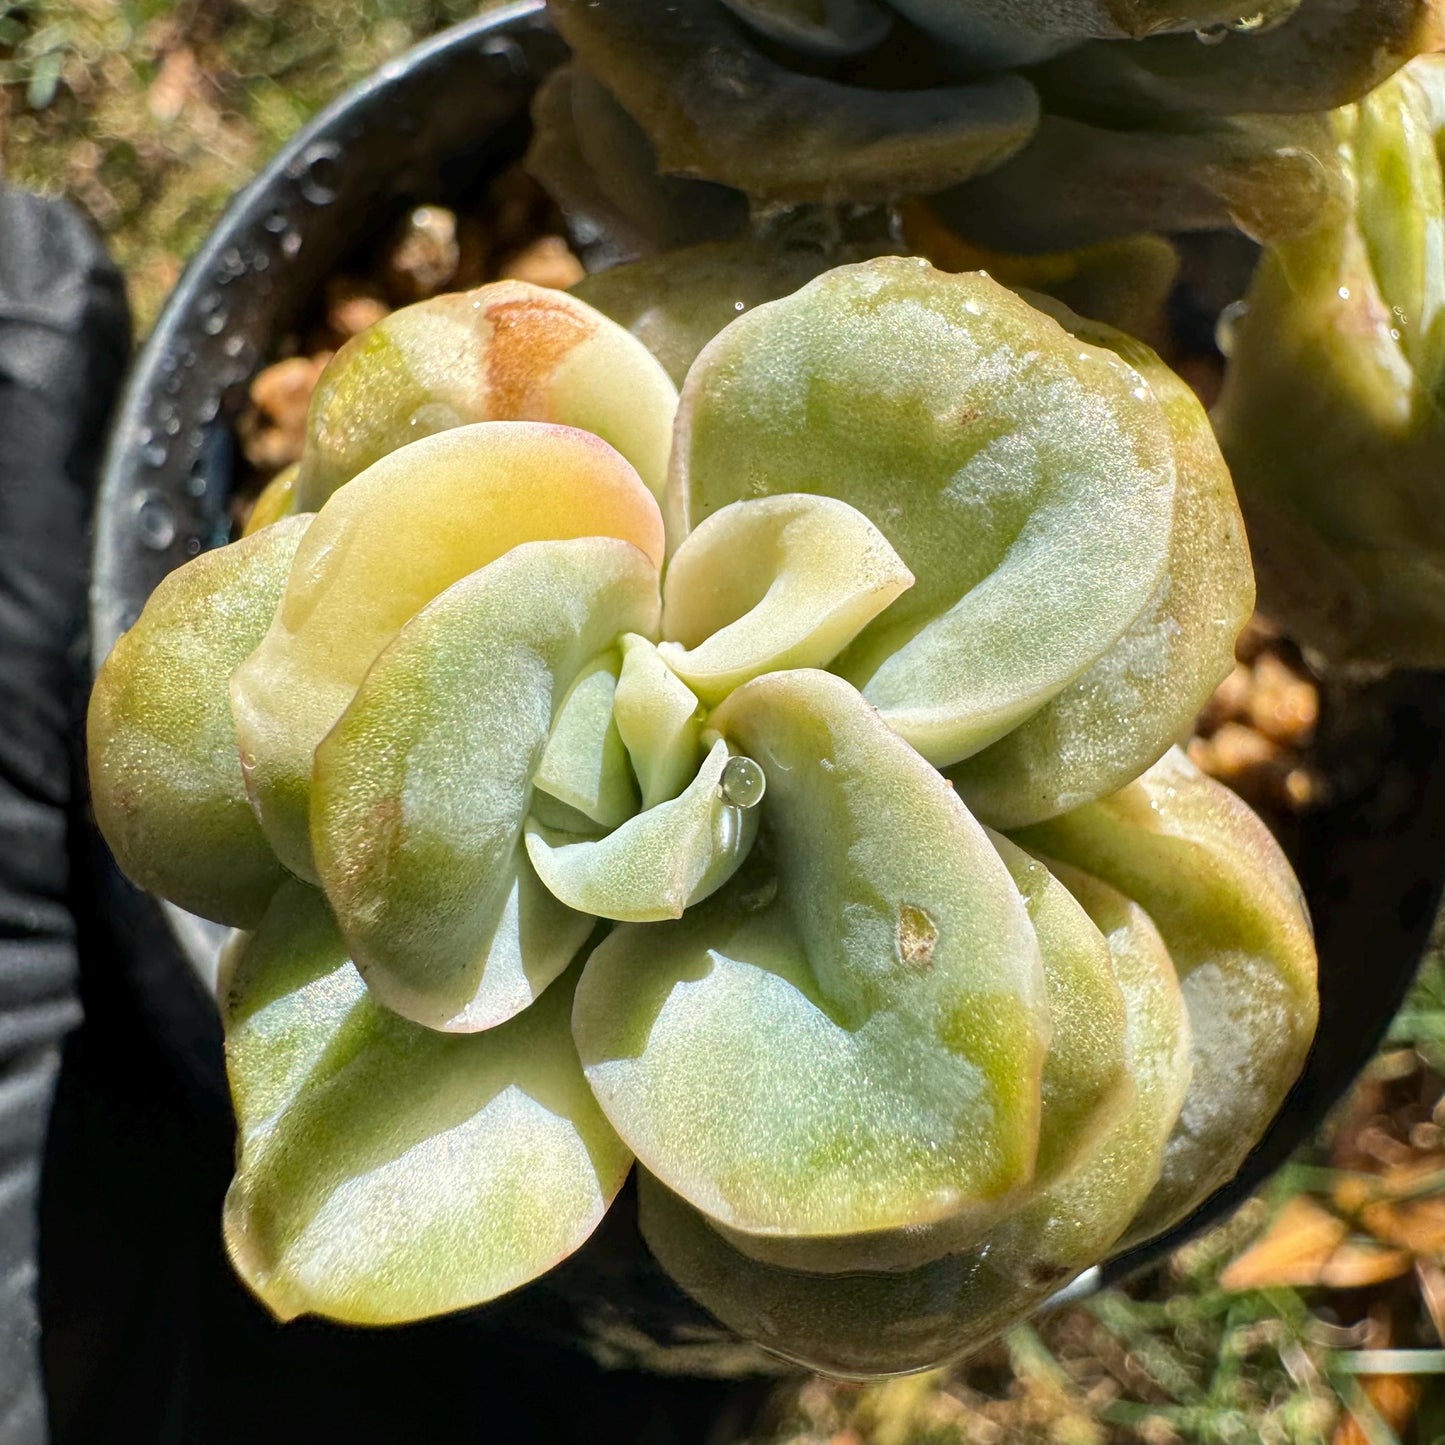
top-left (0, 183), bottom-right (129, 1445)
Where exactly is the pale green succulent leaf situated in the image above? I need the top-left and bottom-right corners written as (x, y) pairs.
top-left (574, 236), bottom-right (897, 390)
top-left (1014, 747), bottom-right (1317, 1246)
top-left (716, 825), bottom-right (1127, 1275)
top-left (987, 832), bottom-right (1129, 1184)
top-left (294, 281), bottom-right (678, 510)
top-left (526, 739), bottom-right (757, 922)
top-left (660, 494), bottom-right (914, 706)
top-left (533, 650), bottom-right (639, 831)
top-left (636, 862), bottom-right (1190, 1376)
top-left (573, 668), bottom-right (1048, 1245)
top-left (527, 791), bottom-right (609, 837)
top-left (222, 882), bottom-right (632, 1326)
top-left (900, 210), bottom-right (1181, 348)
top-left (87, 516), bottom-right (309, 927)
top-left (613, 633), bottom-right (705, 811)
top-left (230, 422), bottom-right (665, 881)
top-left (241, 463), bottom-right (300, 537)
top-left (950, 304), bottom-right (1252, 827)
top-left (310, 537), bottom-right (661, 1033)
top-left (548, 0), bottom-right (1040, 205)
top-left (672, 258), bottom-right (1176, 766)
top-left (1354, 64), bottom-right (1445, 388)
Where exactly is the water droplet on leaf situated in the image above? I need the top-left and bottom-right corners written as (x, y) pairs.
top-left (719, 755), bottom-right (766, 809)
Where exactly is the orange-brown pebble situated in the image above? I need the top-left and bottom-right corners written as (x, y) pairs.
top-left (1248, 651), bottom-right (1320, 747)
top-left (1194, 661), bottom-right (1253, 735)
top-left (238, 354), bottom-right (331, 472)
top-left (386, 205), bottom-right (461, 302)
top-left (326, 277), bottom-right (391, 339)
top-left (498, 234), bottom-right (586, 290)
top-left (1283, 767), bottom-right (1324, 809)
top-left (1199, 721), bottom-right (1284, 775)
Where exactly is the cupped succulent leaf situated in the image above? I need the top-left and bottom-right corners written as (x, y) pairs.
top-left (719, 0), bottom-right (893, 55)
top-left (636, 863), bottom-right (1190, 1376)
top-left (88, 516), bottom-right (310, 927)
top-left (1215, 57), bottom-right (1445, 665)
top-left (1047, 864), bottom-right (1194, 1165)
top-left (548, 0), bottom-right (1040, 205)
top-left (1005, 864), bottom-right (1192, 1272)
top-left (717, 825), bottom-right (1128, 1275)
top-left (573, 669), bottom-right (1049, 1248)
top-left (988, 832), bottom-right (1129, 1185)
top-left (292, 281), bottom-right (678, 511)
top-left (574, 236), bottom-right (898, 389)
top-left (241, 463), bottom-right (300, 537)
top-left (527, 66), bottom-right (749, 262)
top-left (934, 108), bottom-right (1343, 255)
top-left (230, 422), bottom-right (665, 881)
top-left (637, 1170), bottom-right (1036, 1377)
top-left (889, 0), bottom-right (1304, 67)
top-left (1014, 747), bottom-right (1318, 1245)
top-left (899, 208), bottom-right (1180, 349)
top-left (660, 494), bottom-right (914, 705)
top-left (1031, 0), bottom-right (1445, 122)
top-left (950, 305), bottom-right (1253, 828)
top-left (310, 537), bottom-right (660, 1034)
top-left (534, 650), bottom-right (639, 831)
top-left (612, 634), bottom-right (705, 811)
top-left (526, 739), bottom-right (758, 922)
top-left (672, 258), bottom-right (1176, 766)
top-left (222, 881), bottom-right (632, 1325)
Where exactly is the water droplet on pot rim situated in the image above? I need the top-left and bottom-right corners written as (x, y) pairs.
top-left (134, 491), bottom-right (178, 551)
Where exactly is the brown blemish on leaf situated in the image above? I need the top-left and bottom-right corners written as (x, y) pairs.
top-left (896, 903), bottom-right (939, 968)
top-left (481, 291), bottom-right (596, 420)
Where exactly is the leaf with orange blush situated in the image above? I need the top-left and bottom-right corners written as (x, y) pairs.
top-left (294, 281), bottom-right (678, 509)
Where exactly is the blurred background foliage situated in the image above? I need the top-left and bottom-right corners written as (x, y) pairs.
top-left (0, 0), bottom-right (499, 327)
top-left (7, 2), bottom-right (1445, 1440)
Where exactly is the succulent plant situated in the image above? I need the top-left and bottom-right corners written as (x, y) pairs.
top-left (88, 260), bottom-right (1315, 1371)
top-left (542, 0), bottom-right (1442, 251)
top-left (1214, 55), bottom-right (1445, 666)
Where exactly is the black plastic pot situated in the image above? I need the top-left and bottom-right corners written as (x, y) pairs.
top-left (85, 0), bottom-right (1445, 1426)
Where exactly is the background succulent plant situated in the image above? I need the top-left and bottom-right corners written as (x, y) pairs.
top-left (1214, 55), bottom-right (1445, 666)
top-left (87, 261), bottom-right (1318, 1372)
top-left (541, 0), bottom-right (1442, 250)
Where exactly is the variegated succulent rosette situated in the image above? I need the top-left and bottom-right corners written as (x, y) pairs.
top-left (88, 258), bottom-right (1317, 1375)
